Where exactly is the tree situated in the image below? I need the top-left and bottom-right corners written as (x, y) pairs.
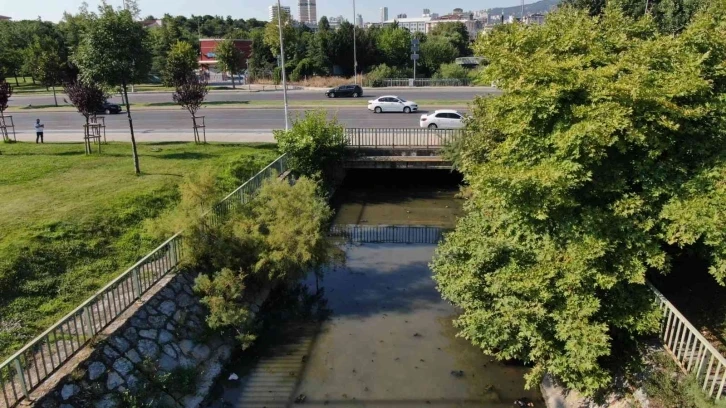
top-left (163, 41), bottom-right (198, 86)
top-left (194, 176), bottom-right (343, 348)
top-left (274, 110), bottom-right (347, 182)
top-left (429, 22), bottom-right (471, 57)
top-left (248, 28), bottom-right (274, 81)
top-left (420, 36), bottom-right (458, 76)
top-left (377, 25), bottom-right (411, 69)
top-left (64, 79), bottom-right (106, 152)
top-left (263, 10), bottom-right (296, 67)
top-left (215, 39), bottom-right (243, 89)
top-left (564, 0), bottom-right (707, 33)
top-left (432, 4), bottom-right (726, 396)
top-left (0, 80), bottom-right (12, 142)
top-left (74, 3), bottom-right (152, 175)
top-left (25, 35), bottom-right (66, 106)
top-left (173, 76), bottom-right (209, 143)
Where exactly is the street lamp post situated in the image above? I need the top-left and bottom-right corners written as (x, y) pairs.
top-left (353, 0), bottom-right (358, 85)
top-left (277, 0), bottom-right (290, 130)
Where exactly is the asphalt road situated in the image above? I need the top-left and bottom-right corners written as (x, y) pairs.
top-left (8, 107), bottom-right (471, 143)
top-left (9, 87), bottom-right (498, 107)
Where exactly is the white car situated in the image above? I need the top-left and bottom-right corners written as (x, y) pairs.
top-left (419, 110), bottom-right (465, 129)
top-left (367, 96), bottom-right (418, 114)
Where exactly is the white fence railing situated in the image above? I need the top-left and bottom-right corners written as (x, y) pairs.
top-left (0, 154), bottom-right (289, 408)
top-left (370, 78), bottom-right (472, 87)
top-left (344, 128), bottom-right (463, 149)
top-left (651, 284), bottom-right (726, 400)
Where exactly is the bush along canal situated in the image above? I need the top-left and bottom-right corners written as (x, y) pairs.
top-left (205, 169), bottom-right (545, 408)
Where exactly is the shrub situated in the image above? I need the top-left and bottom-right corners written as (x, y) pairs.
top-left (433, 63), bottom-right (470, 80)
top-left (364, 64), bottom-right (413, 87)
top-left (273, 110), bottom-right (346, 182)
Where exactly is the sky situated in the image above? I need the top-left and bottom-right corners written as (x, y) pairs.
top-left (0, 0), bottom-right (529, 23)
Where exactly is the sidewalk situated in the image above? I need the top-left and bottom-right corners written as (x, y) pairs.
top-left (12, 129), bottom-right (277, 144)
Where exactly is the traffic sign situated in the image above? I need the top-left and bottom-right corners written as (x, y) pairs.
top-left (411, 54), bottom-right (420, 61)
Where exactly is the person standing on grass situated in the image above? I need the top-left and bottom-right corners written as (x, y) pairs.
top-left (35, 118), bottom-right (44, 143)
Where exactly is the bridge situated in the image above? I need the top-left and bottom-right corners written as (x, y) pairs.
top-left (343, 128), bottom-right (461, 169)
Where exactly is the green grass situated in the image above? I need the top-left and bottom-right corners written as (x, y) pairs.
top-left (0, 141), bottom-right (278, 360)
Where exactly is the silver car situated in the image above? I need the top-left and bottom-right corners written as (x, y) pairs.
top-left (367, 96), bottom-right (418, 114)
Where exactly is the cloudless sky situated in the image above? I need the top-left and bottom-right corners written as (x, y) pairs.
top-left (1, 0), bottom-right (530, 23)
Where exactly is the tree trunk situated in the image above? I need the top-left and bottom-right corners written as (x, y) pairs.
top-left (122, 79), bottom-right (141, 175)
top-left (32, 77), bottom-right (35, 85)
top-left (14, 76), bottom-right (18, 86)
top-left (191, 115), bottom-right (198, 143)
top-left (231, 73), bottom-right (236, 89)
top-left (52, 85), bottom-right (58, 107)
top-left (84, 115), bottom-right (90, 154)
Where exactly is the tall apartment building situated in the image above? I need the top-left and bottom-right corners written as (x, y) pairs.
top-left (380, 7), bottom-right (389, 23)
top-left (298, 0), bottom-right (317, 24)
top-left (356, 14), bottom-right (364, 27)
top-left (268, 5), bottom-right (292, 22)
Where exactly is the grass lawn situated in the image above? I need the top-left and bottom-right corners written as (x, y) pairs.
top-left (0, 141), bottom-right (278, 360)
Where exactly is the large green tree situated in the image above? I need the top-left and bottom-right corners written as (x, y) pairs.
top-left (24, 35), bottom-right (66, 106)
top-left (429, 22), bottom-right (471, 57)
top-left (163, 41), bottom-right (198, 86)
top-left (74, 3), bottom-right (152, 175)
top-left (377, 25), bottom-right (412, 69)
top-left (565, 0), bottom-right (707, 33)
top-left (420, 36), bottom-right (458, 77)
top-left (214, 39), bottom-right (243, 89)
top-left (432, 3), bottom-right (726, 396)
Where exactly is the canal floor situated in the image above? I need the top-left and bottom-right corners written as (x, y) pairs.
top-left (206, 244), bottom-right (543, 408)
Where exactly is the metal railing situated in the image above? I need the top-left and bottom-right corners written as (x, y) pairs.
top-left (0, 154), bottom-right (289, 408)
top-left (372, 78), bottom-right (472, 87)
top-left (651, 284), bottom-right (726, 400)
top-left (329, 225), bottom-right (448, 244)
top-left (344, 128), bottom-right (463, 149)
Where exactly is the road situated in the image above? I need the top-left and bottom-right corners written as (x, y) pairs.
top-left (7, 106), bottom-right (474, 143)
top-left (8, 87), bottom-right (497, 108)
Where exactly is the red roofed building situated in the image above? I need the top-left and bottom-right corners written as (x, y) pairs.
top-left (199, 39), bottom-right (252, 74)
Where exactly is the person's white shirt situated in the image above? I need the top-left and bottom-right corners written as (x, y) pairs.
top-left (35, 122), bottom-right (44, 132)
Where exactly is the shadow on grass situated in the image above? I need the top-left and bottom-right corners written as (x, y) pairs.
top-left (154, 152), bottom-right (217, 160)
top-left (144, 101), bottom-right (250, 108)
top-left (19, 104), bottom-right (67, 110)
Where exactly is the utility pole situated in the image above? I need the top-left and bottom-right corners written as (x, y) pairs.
top-left (353, 0), bottom-right (358, 85)
top-left (277, 0), bottom-right (290, 130)
top-left (411, 39), bottom-right (420, 83)
top-left (521, 0), bottom-right (525, 19)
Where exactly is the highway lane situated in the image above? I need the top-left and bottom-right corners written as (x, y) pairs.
top-left (8, 87), bottom-right (498, 107)
top-left (7, 107), bottom-right (469, 143)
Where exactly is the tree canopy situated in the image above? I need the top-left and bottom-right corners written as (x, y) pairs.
top-left (432, 2), bottom-right (726, 396)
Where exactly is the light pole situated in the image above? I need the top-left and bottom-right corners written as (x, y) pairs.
top-left (353, 0), bottom-right (358, 85)
top-left (277, 0), bottom-right (290, 130)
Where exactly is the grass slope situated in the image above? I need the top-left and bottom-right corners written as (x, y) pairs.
top-left (0, 141), bottom-right (278, 360)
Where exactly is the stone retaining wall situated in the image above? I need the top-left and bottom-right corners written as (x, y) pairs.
top-left (35, 271), bottom-right (235, 408)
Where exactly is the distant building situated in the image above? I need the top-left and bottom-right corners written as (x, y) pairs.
top-left (328, 15), bottom-right (347, 29)
top-left (356, 14), bottom-right (363, 27)
top-left (141, 19), bottom-right (163, 29)
top-left (380, 7), bottom-right (389, 23)
top-left (423, 8), bottom-right (431, 15)
top-left (298, 0), bottom-right (317, 24)
top-left (384, 16), bottom-right (432, 34)
top-left (396, 13), bottom-right (408, 19)
top-left (523, 13), bottom-right (546, 25)
top-left (269, 5), bottom-right (292, 22)
top-left (199, 39), bottom-right (252, 75)
top-left (0, 15), bottom-right (11, 21)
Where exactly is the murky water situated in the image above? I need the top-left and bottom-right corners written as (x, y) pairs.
top-left (331, 170), bottom-right (464, 228)
top-left (206, 169), bottom-right (543, 407)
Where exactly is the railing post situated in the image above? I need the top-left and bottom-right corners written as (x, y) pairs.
top-left (133, 267), bottom-right (142, 300)
top-left (83, 305), bottom-right (96, 338)
top-left (169, 240), bottom-right (179, 267)
top-left (13, 359), bottom-right (30, 399)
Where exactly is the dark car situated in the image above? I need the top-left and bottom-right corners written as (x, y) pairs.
top-left (326, 85), bottom-right (364, 98)
top-left (97, 102), bottom-right (122, 115)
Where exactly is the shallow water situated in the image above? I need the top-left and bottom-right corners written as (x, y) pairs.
top-left (208, 244), bottom-right (543, 408)
top-left (331, 170), bottom-right (464, 228)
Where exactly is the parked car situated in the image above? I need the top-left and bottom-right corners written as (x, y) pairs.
top-left (368, 96), bottom-right (418, 113)
top-left (419, 110), bottom-right (465, 129)
top-left (327, 85), bottom-right (364, 98)
top-left (97, 102), bottom-right (122, 115)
